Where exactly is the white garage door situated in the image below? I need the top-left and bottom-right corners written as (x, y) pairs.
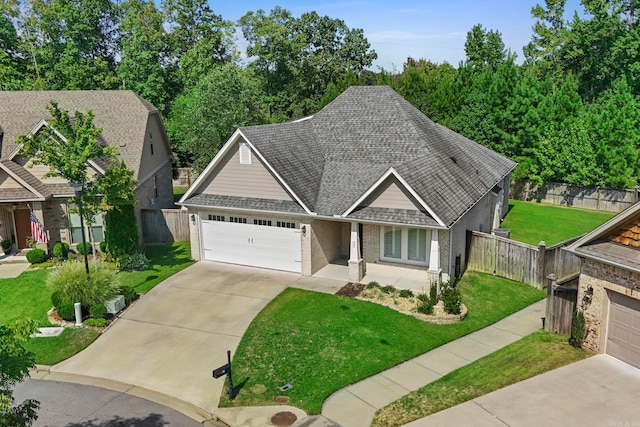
top-left (201, 219), bottom-right (301, 273)
top-left (607, 292), bottom-right (640, 368)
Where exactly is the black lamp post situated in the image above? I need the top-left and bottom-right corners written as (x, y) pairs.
top-left (70, 181), bottom-right (90, 279)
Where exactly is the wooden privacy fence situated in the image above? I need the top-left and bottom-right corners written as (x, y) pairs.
top-left (141, 209), bottom-right (189, 244)
top-left (466, 231), bottom-right (581, 289)
top-left (545, 274), bottom-right (579, 335)
top-left (511, 180), bottom-right (639, 213)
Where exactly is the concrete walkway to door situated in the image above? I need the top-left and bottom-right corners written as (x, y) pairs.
top-left (50, 262), bottom-right (346, 418)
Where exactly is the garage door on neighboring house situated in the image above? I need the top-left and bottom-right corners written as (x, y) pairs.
top-left (201, 215), bottom-right (302, 273)
top-left (607, 292), bottom-right (640, 368)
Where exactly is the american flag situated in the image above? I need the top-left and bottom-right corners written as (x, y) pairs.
top-left (29, 210), bottom-right (48, 243)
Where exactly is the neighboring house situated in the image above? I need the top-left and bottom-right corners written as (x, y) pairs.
top-left (566, 201), bottom-right (640, 368)
top-left (179, 86), bottom-right (515, 283)
top-left (0, 91), bottom-right (174, 252)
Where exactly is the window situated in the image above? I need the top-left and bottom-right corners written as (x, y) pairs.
top-left (150, 143), bottom-right (154, 155)
top-left (239, 143), bottom-right (251, 164)
top-left (254, 219), bottom-right (272, 226)
top-left (208, 215), bottom-right (225, 221)
top-left (276, 221), bottom-right (296, 229)
top-left (229, 216), bottom-right (247, 223)
top-left (68, 207), bottom-right (104, 244)
top-left (380, 226), bottom-right (430, 266)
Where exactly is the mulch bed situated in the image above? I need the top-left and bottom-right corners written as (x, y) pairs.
top-left (335, 282), bottom-right (365, 297)
top-left (271, 412), bottom-right (298, 427)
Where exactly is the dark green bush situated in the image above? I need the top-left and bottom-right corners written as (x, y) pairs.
top-left (76, 242), bottom-right (93, 255)
top-left (416, 293), bottom-right (434, 314)
top-left (430, 283), bottom-right (438, 303)
top-left (105, 203), bottom-right (138, 256)
top-left (53, 242), bottom-right (69, 259)
top-left (569, 310), bottom-right (586, 348)
top-left (56, 303), bottom-right (76, 321)
top-left (26, 248), bottom-right (48, 264)
top-left (381, 285), bottom-right (396, 294)
top-left (89, 304), bottom-right (107, 319)
top-left (116, 253), bottom-right (149, 271)
top-left (366, 281), bottom-right (380, 289)
top-left (442, 282), bottom-right (462, 315)
top-left (51, 291), bottom-right (63, 308)
top-left (119, 285), bottom-right (138, 303)
top-left (99, 241), bottom-right (107, 253)
top-left (399, 289), bottom-right (414, 298)
top-left (85, 318), bottom-right (107, 327)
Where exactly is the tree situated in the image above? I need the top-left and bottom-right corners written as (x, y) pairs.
top-left (117, 0), bottom-right (170, 112)
top-left (166, 63), bottom-right (267, 171)
top-left (0, 319), bottom-right (39, 427)
top-left (0, 2), bottom-right (26, 90)
top-left (524, 0), bottom-right (569, 79)
top-left (17, 102), bottom-right (117, 184)
top-left (464, 24), bottom-right (508, 70)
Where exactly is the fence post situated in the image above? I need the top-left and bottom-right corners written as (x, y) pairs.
top-left (536, 241), bottom-right (546, 289)
top-left (545, 274), bottom-right (557, 332)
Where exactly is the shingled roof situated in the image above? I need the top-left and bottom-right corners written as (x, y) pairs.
top-left (232, 86), bottom-right (516, 227)
top-left (0, 90), bottom-right (159, 181)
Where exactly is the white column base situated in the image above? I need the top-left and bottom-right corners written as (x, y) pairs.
top-left (348, 259), bottom-right (366, 282)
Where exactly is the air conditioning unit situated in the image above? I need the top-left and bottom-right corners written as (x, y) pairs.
top-left (105, 295), bottom-right (125, 314)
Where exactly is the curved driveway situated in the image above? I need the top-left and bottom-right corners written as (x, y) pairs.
top-left (51, 262), bottom-right (342, 415)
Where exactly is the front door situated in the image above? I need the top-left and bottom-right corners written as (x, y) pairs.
top-left (14, 209), bottom-right (31, 249)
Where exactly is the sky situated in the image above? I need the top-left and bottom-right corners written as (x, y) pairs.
top-left (212, 0), bottom-right (583, 70)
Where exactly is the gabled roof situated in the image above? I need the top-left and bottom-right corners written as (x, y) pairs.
top-left (0, 90), bottom-right (165, 181)
top-left (185, 86), bottom-right (516, 227)
top-left (0, 160), bottom-right (49, 200)
top-left (566, 202), bottom-right (640, 273)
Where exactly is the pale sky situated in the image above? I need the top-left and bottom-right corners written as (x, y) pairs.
top-left (211, 0), bottom-right (583, 70)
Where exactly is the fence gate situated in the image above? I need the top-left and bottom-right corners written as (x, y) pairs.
top-left (141, 209), bottom-right (189, 244)
top-left (545, 275), bottom-right (578, 335)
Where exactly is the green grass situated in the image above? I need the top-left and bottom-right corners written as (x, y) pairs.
top-left (117, 241), bottom-right (194, 293)
top-left (372, 331), bottom-right (590, 427)
top-left (501, 200), bottom-right (614, 246)
top-left (173, 187), bottom-right (187, 203)
top-left (220, 272), bottom-right (545, 414)
top-left (24, 328), bottom-right (100, 365)
top-left (1, 241), bottom-right (193, 364)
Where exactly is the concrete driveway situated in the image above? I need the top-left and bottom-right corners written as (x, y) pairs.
top-left (51, 262), bottom-right (343, 415)
top-left (406, 354), bottom-right (640, 427)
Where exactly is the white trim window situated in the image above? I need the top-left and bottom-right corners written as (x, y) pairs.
top-left (380, 226), bottom-right (430, 266)
top-left (68, 209), bottom-right (104, 244)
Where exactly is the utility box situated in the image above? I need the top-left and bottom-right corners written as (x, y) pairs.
top-left (105, 295), bottom-right (125, 314)
top-left (492, 228), bottom-right (511, 239)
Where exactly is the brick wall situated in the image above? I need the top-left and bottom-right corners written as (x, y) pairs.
top-left (579, 258), bottom-right (640, 353)
top-left (43, 199), bottom-right (68, 250)
top-left (363, 223), bottom-right (380, 263)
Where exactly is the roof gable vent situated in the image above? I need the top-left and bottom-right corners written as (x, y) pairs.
top-left (239, 142), bottom-right (252, 164)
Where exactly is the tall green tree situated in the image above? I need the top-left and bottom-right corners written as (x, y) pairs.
top-left (166, 63), bottom-right (267, 171)
top-left (0, 2), bottom-right (26, 89)
top-left (0, 319), bottom-right (39, 427)
top-left (524, 0), bottom-right (569, 79)
top-left (464, 24), bottom-right (509, 70)
top-left (117, 0), bottom-right (170, 112)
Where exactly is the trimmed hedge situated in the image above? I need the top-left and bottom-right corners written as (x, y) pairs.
top-left (26, 248), bottom-right (48, 264)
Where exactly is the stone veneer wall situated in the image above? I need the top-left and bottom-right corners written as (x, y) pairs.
top-left (43, 199), bottom-right (68, 250)
top-left (579, 258), bottom-right (640, 353)
top-left (362, 223), bottom-right (380, 263)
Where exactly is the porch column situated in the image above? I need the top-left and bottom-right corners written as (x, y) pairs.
top-left (428, 229), bottom-right (442, 287)
top-left (348, 222), bottom-right (365, 282)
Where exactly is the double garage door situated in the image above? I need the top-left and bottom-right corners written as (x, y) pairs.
top-left (201, 218), bottom-right (301, 273)
top-left (607, 292), bottom-right (640, 368)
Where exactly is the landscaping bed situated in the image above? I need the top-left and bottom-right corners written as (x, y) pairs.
top-left (219, 272), bottom-right (545, 414)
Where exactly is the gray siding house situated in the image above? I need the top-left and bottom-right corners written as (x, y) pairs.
top-left (0, 91), bottom-right (174, 251)
top-left (180, 86), bottom-right (516, 283)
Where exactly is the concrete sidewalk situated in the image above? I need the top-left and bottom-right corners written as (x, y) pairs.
top-left (320, 299), bottom-right (546, 427)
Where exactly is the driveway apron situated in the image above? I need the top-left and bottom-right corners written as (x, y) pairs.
top-left (52, 262), bottom-right (301, 414)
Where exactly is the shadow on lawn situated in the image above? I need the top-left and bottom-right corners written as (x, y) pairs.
top-left (142, 243), bottom-right (191, 267)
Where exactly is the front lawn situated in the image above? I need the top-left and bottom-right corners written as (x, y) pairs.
top-left (2, 241), bottom-right (193, 364)
top-left (501, 200), bottom-right (614, 246)
top-left (372, 331), bottom-right (590, 427)
top-left (219, 272), bottom-right (545, 414)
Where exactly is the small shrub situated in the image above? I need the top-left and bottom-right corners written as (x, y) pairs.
top-left (116, 253), bottom-right (150, 271)
top-left (53, 242), bottom-right (70, 259)
top-left (416, 293), bottom-right (434, 315)
top-left (51, 291), bottom-right (63, 308)
top-left (76, 242), bottom-right (93, 255)
top-left (380, 285), bottom-right (396, 294)
top-left (399, 289), bottom-right (414, 298)
top-left (89, 304), bottom-right (107, 319)
top-left (430, 283), bottom-right (438, 303)
top-left (442, 282), bottom-right (462, 315)
top-left (99, 241), bottom-right (107, 253)
top-left (85, 318), bottom-right (107, 327)
top-left (26, 248), bottom-right (48, 264)
top-left (47, 261), bottom-right (120, 308)
top-left (56, 303), bottom-right (76, 322)
top-left (119, 285), bottom-right (138, 303)
top-left (569, 310), bottom-right (586, 348)
top-left (366, 281), bottom-right (380, 289)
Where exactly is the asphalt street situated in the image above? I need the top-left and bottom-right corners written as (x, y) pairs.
top-left (13, 379), bottom-right (202, 427)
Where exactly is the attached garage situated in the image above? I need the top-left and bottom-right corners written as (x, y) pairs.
top-left (607, 292), bottom-right (640, 368)
top-left (201, 216), bottom-right (302, 273)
